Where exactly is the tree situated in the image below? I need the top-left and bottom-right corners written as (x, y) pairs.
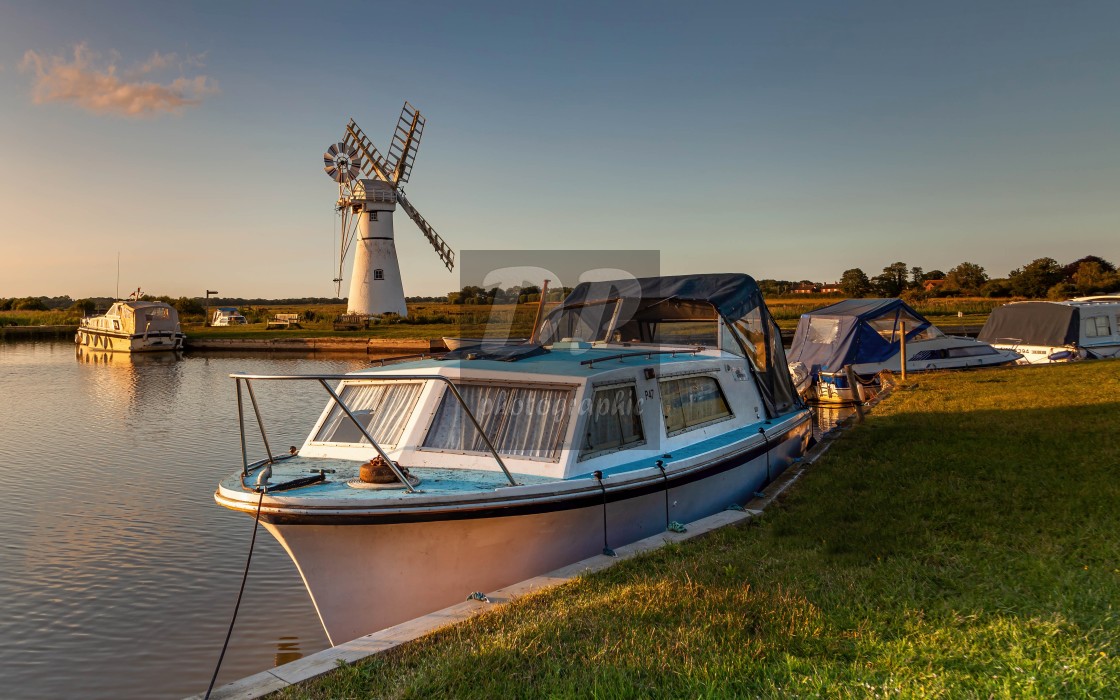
top-left (909, 266), bottom-right (924, 289)
top-left (1009, 257), bottom-right (1064, 298)
top-left (71, 298), bottom-right (97, 316)
top-left (873, 262), bottom-right (909, 296)
top-left (979, 278), bottom-right (1013, 298)
top-left (839, 268), bottom-right (871, 298)
top-left (1062, 255), bottom-right (1115, 281)
top-left (924, 270), bottom-right (946, 280)
top-left (943, 262), bottom-right (988, 295)
top-left (1072, 262), bottom-right (1113, 295)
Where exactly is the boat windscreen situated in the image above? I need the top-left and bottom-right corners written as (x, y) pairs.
top-left (537, 300), bottom-right (621, 344)
top-left (313, 382), bottom-right (424, 446)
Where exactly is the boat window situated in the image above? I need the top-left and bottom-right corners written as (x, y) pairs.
top-left (731, 307), bottom-right (768, 373)
top-left (1084, 315), bottom-right (1111, 338)
top-left (538, 300), bottom-right (620, 344)
top-left (579, 385), bottom-right (645, 460)
top-left (313, 382), bottom-right (424, 446)
top-left (660, 375), bottom-right (732, 436)
top-left (806, 317), bottom-right (840, 344)
top-left (422, 384), bottom-right (574, 460)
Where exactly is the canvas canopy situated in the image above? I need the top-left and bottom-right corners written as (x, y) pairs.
top-left (977, 302), bottom-right (1079, 347)
top-left (787, 298), bottom-right (939, 376)
top-left (538, 273), bottom-right (803, 417)
top-left (110, 301), bottom-right (181, 335)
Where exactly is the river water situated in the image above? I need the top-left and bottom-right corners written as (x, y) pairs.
top-left (0, 340), bottom-right (372, 699)
top-left (0, 339), bottom-right (850, 698)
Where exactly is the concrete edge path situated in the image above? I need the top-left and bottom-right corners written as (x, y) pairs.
top-left (190, 394), bottom-right (881, 700)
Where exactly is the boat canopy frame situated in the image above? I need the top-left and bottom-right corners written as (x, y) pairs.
top-left (230, 373), bottom-right (519, 491)
top-left (537, 273), bottom-right (803, 417)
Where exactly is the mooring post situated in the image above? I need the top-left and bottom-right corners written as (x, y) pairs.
top-left (899, 320), bottom-right (908, 382)
top-left (845, 364), bottom-right (865, 422)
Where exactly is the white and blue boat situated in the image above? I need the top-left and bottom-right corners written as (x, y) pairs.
top-left (788, 298), bottom-right (1020, 403)
top-left (215, 274), bottom-right (812, 645)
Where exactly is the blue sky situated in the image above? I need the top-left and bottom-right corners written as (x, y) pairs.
top-left (1, 1), bottom-right (1117, 298)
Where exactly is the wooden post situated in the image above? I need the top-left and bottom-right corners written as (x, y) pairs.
top-left (528, 279), bottom-right (551, 345)
top-left (844, 365), bottom-right (865, 421)
top-left (899, 320), bottom-right (907, 381)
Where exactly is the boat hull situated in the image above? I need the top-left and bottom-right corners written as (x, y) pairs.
top-left (253, 417), bottom-right (811, 645)
top-left (75, 327), bottom-right (184, 353)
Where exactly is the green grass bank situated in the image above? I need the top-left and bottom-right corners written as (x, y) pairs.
top-left (273, 361), bottom-right (1119, 699)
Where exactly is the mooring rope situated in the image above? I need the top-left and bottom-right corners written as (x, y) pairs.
top-left (759, 427), bottom-right (772, 483)
top-left (593, 471), bottom-right (615, 557)
top-left (204, 489), bottom-right (265, 700)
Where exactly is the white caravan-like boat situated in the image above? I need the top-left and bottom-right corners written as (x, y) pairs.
top-left (211, 307), bottom-right (248, 326)
top-left (75, 298), bottom-right (185, 353)
top-left (787, 298), bottom-right (1020, 403)
top-left (215, 274), bottom-right (811, 645)
top-left (978, 296), bottom-right (1120, 364)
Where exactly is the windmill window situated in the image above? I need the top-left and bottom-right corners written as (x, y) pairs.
top-left (374, 269), bottom-right (385, 281)
top-left (368, 211), bottom-right (378, 221)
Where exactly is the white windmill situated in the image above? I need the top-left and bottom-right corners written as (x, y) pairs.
top-left (323, 102), bottom-right (454, 317)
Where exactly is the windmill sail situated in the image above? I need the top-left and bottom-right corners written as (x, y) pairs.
top-left (344, 119), bottom-right (392, 182)
top-left (385, 102), bottom-right (425, 185)
top-left (397, 190), bottom-right (454, 271)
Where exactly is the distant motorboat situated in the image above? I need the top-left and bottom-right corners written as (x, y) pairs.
top-left (75, 298), bottom-right (185, 353)
top-left (978, 296), bottom-right (1120, 364)
top-left (787, 298), bottom-right (1020, 403)
top-left (211, 307), bottom-right (248, 326)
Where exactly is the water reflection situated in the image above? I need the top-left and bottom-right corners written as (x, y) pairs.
top-left (274, 635), bottom-right (304, 666)
top-left (810, 402), bottom-right (858, 439)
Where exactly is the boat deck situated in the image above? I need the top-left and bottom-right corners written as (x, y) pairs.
top-left (219, 457), bottom-right (560, 502)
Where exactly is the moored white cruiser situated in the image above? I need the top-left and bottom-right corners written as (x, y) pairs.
top-left (75, 298), bottom-right (185, 353)
top-left (214, 274), bottom-right (812, 645)
top-left (978, 296), bottom-right (1120, 364)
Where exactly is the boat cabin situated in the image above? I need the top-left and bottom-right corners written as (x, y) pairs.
top-left (211, 307), bottom-right (248, 326)
top-left (291, 274), bottom-right (803, 481)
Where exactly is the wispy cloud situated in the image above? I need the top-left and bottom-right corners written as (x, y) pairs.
top-left (20, 44), bottom-right (218, 117)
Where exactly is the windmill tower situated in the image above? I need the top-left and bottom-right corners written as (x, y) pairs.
top-left (323, 102), bottom-right (454, 317)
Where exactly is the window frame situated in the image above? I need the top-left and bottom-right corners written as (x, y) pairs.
top-left (577, 381), bottom-right (648, 462)
top-left (308, 379), bottom-right (425, 448)
top-left (658, 372), bottom-right (734, 438)
top-left (418, 380), bottom-right (578, 463)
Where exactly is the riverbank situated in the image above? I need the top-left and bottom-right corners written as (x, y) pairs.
top-left (268, 361), bottom-right (1119, 698)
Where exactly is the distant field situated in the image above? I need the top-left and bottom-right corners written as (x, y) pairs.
top-left (2, 296), bottom-right (1011, 336)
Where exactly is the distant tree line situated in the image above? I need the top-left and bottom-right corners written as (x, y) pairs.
top-left (446, 284), bottom-right (573, 305)
top-left (758, 254), bottom-right (1117, 300)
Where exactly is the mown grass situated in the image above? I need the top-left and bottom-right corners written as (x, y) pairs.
top-left (272, 361), bottom-right (1120, 699)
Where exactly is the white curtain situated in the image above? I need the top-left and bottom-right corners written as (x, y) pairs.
top-left (315, 382), bottom-right (422, 446)
top-left (423, 384), bottom-right (573, 460)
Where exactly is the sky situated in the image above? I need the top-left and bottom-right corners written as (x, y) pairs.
top-left (0, 1), bottom-right (1117, 299)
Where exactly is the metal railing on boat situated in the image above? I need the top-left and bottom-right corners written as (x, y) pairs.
top-left (230, 372), bottom-right (518, 491)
